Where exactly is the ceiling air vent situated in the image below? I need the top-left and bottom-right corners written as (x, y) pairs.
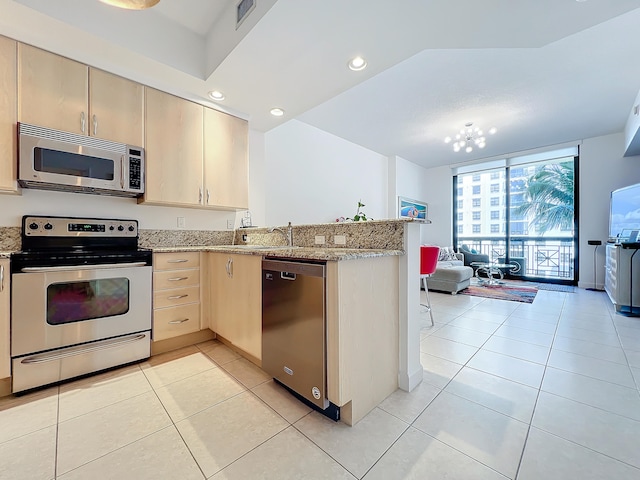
top-left (236, 0), bottom-right (256, 28)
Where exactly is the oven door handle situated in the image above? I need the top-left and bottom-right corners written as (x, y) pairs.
top-left (21, 262), bottom-right (148, 273)
top-left (19, 333), bottom-right (148, 364)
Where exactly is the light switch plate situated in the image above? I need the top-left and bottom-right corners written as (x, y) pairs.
top-left (334, 235), bottom-right (346, 245)
top-left (177, 217), bottom-right (185, 228)
top-left (315, 235), bottom-right (325, 245)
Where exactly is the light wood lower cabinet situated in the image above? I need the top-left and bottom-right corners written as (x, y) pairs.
top-left (326, 256), bottom-right (399, 426)
top-left (0, 35), bottom-right (17, 194)
top-left (153, 252), bottom-right (202, 341)
top-left (209, 253), bottom-right (262, 361)
top-left (0, 259), bottom-right (10, 378)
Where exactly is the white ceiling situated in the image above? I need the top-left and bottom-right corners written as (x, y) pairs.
top-left (4, 0), bottom-right (640, 169)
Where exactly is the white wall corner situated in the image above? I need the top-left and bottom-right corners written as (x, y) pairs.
top-left (398, 222), bottom-right (423, 392)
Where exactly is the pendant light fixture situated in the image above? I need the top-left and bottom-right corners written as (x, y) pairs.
top-left (444, 122), bottom-right (497, 153)
top-left (99, 0), bottom-right (160, 10)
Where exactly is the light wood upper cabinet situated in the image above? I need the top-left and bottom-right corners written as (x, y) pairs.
top-left (18, 44), bottom-right (144, 146)
top-left (0, 35), bottom-right (18, 193)
top-left (0, 259), bottom-right (10, 378)
top-left (144, 88), bottom-right (204, 206)
top-left (209, 253), bottom-right (262, 361)
top-left (18, 43), bottom-right (88, 135)
top-left (204, 107), bottom-right (249, 209)
top-left (89, 68), bottom-right (144, 146)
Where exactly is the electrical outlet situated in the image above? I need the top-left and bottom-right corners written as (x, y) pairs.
top-left (315, 235), bottom-right (325, 245)
top-left (177, 217), bottom-right (185, 228)
top-left (242, 234), bottom-right (248, 242)
top-left (227, 219), bottom-right (234, 229)
top-left (334, 235), bottom-right (346, 245)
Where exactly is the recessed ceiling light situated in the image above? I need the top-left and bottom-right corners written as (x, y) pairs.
top-left (348, 56), bottom-right (367, 71)
top-left (99, 0), bottom-right (160, 10)
top-left (270, 108), bottom-right (285, 117)
top-left (208, 90), bottom-right (225, 101)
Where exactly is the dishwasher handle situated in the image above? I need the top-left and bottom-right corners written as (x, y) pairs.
top-left (262, 259), bottom-right (325, 278)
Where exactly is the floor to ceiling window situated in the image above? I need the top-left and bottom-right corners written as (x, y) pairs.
top-left (453, 148), bottom-right (578, 284)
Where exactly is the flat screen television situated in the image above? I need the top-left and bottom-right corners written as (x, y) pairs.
top-left (610, 182), bottom-right (640, 243)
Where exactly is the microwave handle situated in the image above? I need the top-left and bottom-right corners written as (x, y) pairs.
top-left (120, 155), bottom-right (125, 189)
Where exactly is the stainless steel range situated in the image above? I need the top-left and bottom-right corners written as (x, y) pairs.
top-left (10, 215), bottom-right (152, 393)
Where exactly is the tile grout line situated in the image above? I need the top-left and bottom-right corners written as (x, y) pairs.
top-left (54, 385), bottom-right (60, 480)
top-left (141, 363), bottom-right (209, 480)
top-left (511, 290), bottom-right (567, 479)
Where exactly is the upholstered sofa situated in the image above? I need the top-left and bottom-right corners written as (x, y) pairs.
top-left (458, 244), bottom-right (490, 272)
top-left (425, 252), bottom-right (474, 294)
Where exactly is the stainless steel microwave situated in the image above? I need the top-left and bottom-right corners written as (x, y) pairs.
top-left (18, 123), bottom-right (145, 197)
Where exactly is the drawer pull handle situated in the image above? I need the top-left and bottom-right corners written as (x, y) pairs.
top-left (167, 259), bottom-right (189, 263)
top-left (168, 277), bottom-right (189, 281)
top-left (167, 294), bottom-right (188, 300)
top-left (168, 318), bottom-right (190, 324)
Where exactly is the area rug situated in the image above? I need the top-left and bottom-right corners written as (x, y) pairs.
top-left (459, 284), bottom-right (538, 303)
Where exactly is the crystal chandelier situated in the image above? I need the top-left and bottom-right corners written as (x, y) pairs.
top-left (444, 122), bottom-right (497, 153)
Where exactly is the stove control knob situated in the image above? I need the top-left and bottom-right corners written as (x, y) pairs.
top-left (109, 226), bottom-right (115, 231)
top-left (128, 225), bottom-right (135, 232)
top-left (117, 225), bottom-right (124, 231)
top-left (44, 223), bottom-right (53, 230)
top-left (29, 222), bottom-right (38, 230)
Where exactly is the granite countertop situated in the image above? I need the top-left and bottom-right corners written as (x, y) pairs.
top-left (151, 245), bottom-right (404, 261)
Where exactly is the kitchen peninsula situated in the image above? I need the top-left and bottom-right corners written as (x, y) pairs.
top-left (144, 219), bottom-right (419, 426)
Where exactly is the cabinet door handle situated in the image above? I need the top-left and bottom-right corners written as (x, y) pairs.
top-left (199, 187), bottom-right (203, 204)
top-left (0, 264), bottom-right (4, 292)
top-left (167, 259), bottom-right (189, 263)
top-left (92, 114), bottom-right (98, 135)
top-left (168, 318), bottom-right (190, 324)
top-left (80, 111), bottom-right (86, 133)
top-left (206, 189), bottom-right (210, 205)
top-left (167, 294), bottom-right (188, 300)
top-left (226, 258), bottom-right (234, 278)
top-left (168, 276), bottom-right (189, 281)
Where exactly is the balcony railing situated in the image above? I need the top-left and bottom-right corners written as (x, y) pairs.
top-left (457, 236), bottom-right (575, 280)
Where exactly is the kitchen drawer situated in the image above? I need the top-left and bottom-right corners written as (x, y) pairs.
top-left (153, 303), bottom-right (200, 341)
top-left (153, 252), bottom-right (200, 271)
top-left (154, 286), bottom-right (200, 309)
top-left (154, 268), bottom-right (199, 290)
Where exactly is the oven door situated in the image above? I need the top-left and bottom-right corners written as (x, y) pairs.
top-left (11, 263), bottom-right (152, 357)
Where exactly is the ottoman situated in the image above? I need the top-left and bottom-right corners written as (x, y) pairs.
top-left (426, 265), bottom-right (473, 294)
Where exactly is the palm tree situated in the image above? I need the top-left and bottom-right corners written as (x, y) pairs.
top-left (515, 161), bottom-right (574, 234)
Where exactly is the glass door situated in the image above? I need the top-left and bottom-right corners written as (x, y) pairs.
top-left (454, 155), bottom-right (577, 284)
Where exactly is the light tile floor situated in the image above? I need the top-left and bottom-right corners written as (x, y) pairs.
top-left (2, 287), bottom-right (640, 479)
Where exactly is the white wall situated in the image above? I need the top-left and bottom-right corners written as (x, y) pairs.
top-left (388, 156), bottom-right (452, 246)
top-left (263, 120), bottom-right (388, 226)
top-left (0, 188), bottom-right (236, 230)
top-left (579, 133), bottom-right (640, 289)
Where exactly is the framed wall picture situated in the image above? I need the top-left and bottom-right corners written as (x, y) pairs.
top-left (398, 196), bottom-right (429, 222)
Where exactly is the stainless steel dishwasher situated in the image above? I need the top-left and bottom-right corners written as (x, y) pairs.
top-left (262, 259), bottom-right (338, 420)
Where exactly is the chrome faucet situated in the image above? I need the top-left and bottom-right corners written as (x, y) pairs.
top-left (268, 222), bottom-right (293, 247)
